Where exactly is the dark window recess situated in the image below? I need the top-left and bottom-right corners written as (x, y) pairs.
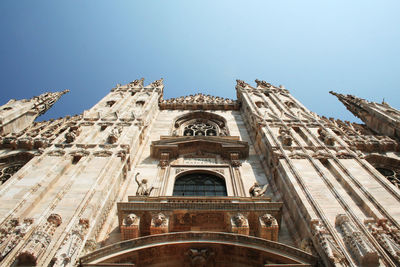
top-left (136, 101), bottom-right (145, 106)
top-left (106, 100), bottom-right (116, 107)
top-left (173, 173), bottom-right (227, 196)
top-left (72, 155), bottom-right (82, 165)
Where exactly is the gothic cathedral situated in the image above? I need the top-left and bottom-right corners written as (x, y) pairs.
top-left (0, 78), bottom-right (400, 266)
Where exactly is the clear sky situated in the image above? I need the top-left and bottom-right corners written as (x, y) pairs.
top-left (0, 1), bottom-right (399, 122)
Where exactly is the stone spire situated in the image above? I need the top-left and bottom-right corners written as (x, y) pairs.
top-left (0, 90), bottom-right (69, 135)
top-left (32, 89), bottom-right (70, 116)
top-left (330, 91), bottom-right (400, 140)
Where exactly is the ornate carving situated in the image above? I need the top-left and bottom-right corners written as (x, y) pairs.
top-left (186, 248), bottom-right (214, 267)
top-left (159, 152), bottom-right (170, 168)
top-left (231, 213), bottom-right (248, 227)
top-left (260, 213), bottom-right (277, 227)
top-left (123, 214), bottom-right (139, 226)
top-left (152, 213), bottom-right (168, 227)
top-left (318, 128), bottom-right (336, 146)
top-left (52, 218), bottom-right (89, 266)
top-left (278, 127), bottom-right (292, 146)
top-left (17, 137), bottom-right (33, 150)
top-left (160, 94), bottom-right (237, 110)
top-left (365, 219), bottom-right (400, 263)
top-left (108, 126), bottom-right (122, 144)
top-left (236, 79), bottom-right (250, 89)
top-left (121, 214), bottom-right (140, 240)
top-left (258, 213), bottom-right (279, 241)
top-left (230, 152), bottom-right (241, 167)
top-left (0, 162), bottom-right (24, 184)
top-left (129, 78), bottom-right (144, 87)
top-left (134, 172), bottom-right (154, 196)
top-left (82, 239), bottom-right (98, 254)
top-left (255, 79), bottom-right (273, 89)
top-left (249, 182), bottom-right (268, 197)
top-left (17, 214), bottom-right (62, 265)
top-left (149, 78), bottom-right (163, 88)
top-left (335, 214), bottom-right (379, 266)
top-left (32, 90), bottom-right (69, 116)
top-left (0, 218), bottom-right (34, 260)
top-left (311, 219), bottom-right (346, 264)
top-left (64, 126), bottom-right (80, 143)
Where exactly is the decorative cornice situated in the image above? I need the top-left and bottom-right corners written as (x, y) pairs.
top-left (159, 93), bottom-right (238, 110)
top-left (151, 136), bottom-right (248, 160)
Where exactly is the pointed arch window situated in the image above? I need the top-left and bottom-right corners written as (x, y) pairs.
top-left (173, 172), bottom-right (227, 196)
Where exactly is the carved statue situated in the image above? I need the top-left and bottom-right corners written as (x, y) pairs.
top-left (64, 127), bottom-right (80, 143)
top-left (232, 213), bottom-right (247, 227)
top-left (278, 127), bottom-right (292, 146)
top-left (124, 214), bottom-right (139, 226)
top-left (318, 128), bottom-right (336, 146)
top-left (236, 79), bottom-right (249, 88)
top-left (152, 213), bottom-right (167, 227)
top-left (135, 172), bottom-right (154, 196)
top-left (260, 213), bottom-right (276, 227)
top-left (108, 126), bottom-right (122, 144)
top-left (255, 79), bottom-right (272, 89)
top-left (311, 220), bottom-right (345, 264)
top-left (249, 182), bottom-right (268, 197)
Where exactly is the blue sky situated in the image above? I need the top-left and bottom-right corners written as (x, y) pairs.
top-left (0, 1), bottom-right (399, 122)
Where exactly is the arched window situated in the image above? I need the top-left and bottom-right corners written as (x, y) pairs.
top-left (0, 152), bottom-right (34, 185)
top-left (173, 111), bottom-right (229, 136)
top-left (173, 172), bottom-right (227, 196)
top-left (365, 154), bottom-right (400, 189)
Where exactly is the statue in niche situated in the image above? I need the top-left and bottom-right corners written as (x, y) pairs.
top-left (135, 172), bottom-right (154, 196)
top-left (249, 182), bottom-right (268, 197)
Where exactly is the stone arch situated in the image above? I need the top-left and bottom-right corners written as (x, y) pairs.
top-left (172, 111), bottom-right (229, 136)
top-left (0, 152), bottom-right (34, 185)
top-left (173, 170), bottom-right (227, 197)
top-left (80, 232), bottom-right (316, 266)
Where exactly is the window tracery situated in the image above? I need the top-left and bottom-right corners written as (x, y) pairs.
top-left (173, 112), bottom-right (229, 137)
top-left (183, 120), bottom-right (218, 136)
top-left (0, 153), bottom-right (34, 185)
top-left (376, 167), bottom-right (400, 188)
top-left (0, 162), bottom-right (24, 184)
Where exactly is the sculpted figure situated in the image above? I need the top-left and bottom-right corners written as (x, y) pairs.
top-left (232, 213), bottom-right (247, 227)
top-left (261, 213), bottom-right (276, 226)
top-left (249, 182), bottom-right (268, 197)
top-left (152, 213), bottom-right (167, 227)
top-left (135, 172), bottom-right (154, 196)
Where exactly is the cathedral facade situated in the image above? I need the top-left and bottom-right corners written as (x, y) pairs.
top-left (0, 78), bottom-right (400, 266)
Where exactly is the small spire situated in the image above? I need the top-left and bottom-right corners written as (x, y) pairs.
top-left (33, 90), bottom-right (69, 116)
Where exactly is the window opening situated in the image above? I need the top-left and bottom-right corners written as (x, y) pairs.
top-left (173, 172), bottom-right (227, 196)
top-left (183, 121), bottom-right (217, 136)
